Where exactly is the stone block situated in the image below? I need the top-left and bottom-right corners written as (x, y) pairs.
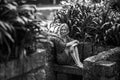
top-left (83, 55), bottom-right (119, 80)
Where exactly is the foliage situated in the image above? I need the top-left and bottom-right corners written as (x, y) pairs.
top-left (0, 0), bottom-right (43, 62)
top-left (54, 3), bottom-right (92, 41)
top-left (54, 0), bottom-right (120, 47)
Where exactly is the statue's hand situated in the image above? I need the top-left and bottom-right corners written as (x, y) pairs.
top-left (66, 40), bottom-right (79, 47)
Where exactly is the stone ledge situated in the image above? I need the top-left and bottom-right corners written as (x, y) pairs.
top-left (83, 47), bottom-right (120, 80)
top-left (84, 59), bottom-right (117, 77)
top-left (93, 47), bottom-right (120, 62)
top-left (53, 64), bottom-right (83, 75)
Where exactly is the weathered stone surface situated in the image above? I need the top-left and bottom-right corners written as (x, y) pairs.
top-left (0, 49), bottom-right (48, 80)
top-left (0, 64), bottom-right (5, 80)
top-left (41, 41), bottom-right (55, 80)
top-left (83, 47), bottom-right (120, 80)
top-left (26, 69), bottom-right (46, 80)
top-left (45, 63), bottom-right (56, 80)
top-left (83, 60), bottom-right (118, 80)
top-left (0, 39), bottom-right (56, 80)
top-left (84, 59), bottom-right (117, 75)
top-left (94, 46), bottom-right (112, 55)
top-left (92, 47), bottom-right (120, 65)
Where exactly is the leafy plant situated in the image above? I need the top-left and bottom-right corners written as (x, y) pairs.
top-left (54, 3), bottom-right (94, 41)
top-left (0, 0), bottom-right (43, 62)
top-left (54, 0), bottom-right (120, 47)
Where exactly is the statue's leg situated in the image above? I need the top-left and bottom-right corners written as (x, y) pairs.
top-left (74, 46), bottom-right (83, 68)
top-left (70, 45), bottom-right (83, 68)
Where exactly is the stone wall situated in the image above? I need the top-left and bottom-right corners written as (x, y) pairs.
top-left (0, 42), bottom-right (55, 80)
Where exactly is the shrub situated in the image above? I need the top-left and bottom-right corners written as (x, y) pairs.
top-left (0, 0), bottom-right (43, 62)
top-left (54, 1), bottom-right (120, 47)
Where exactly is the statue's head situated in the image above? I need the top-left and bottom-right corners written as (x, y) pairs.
top-left (59, 23), bottom-right (69, 38)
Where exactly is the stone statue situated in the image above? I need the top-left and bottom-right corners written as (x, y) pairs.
top-left (47, 22), bottom-right (83, 68)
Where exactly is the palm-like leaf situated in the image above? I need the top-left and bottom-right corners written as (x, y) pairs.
top-left (0, 20), bottom-right (14, 60)
top-left (0, 3), bottom-right (17, 21)
top-left (0, 21), bottom-right (14, 43)
top-left (0, 2), bottom-right (38, 62)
